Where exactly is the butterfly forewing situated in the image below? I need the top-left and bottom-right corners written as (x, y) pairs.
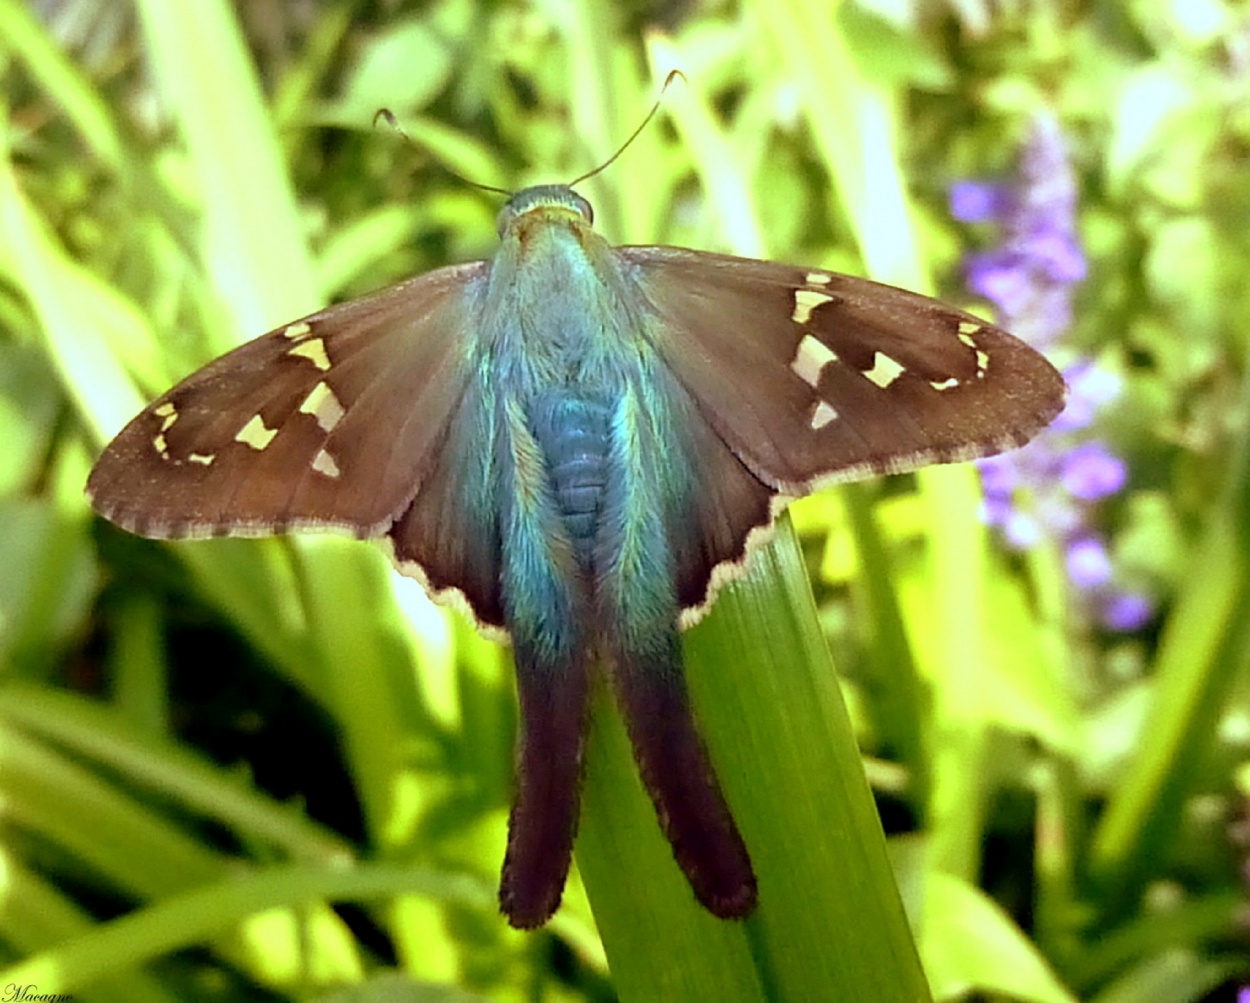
top-left (626, 247), bottom-right (1066, 494)
top-left (87, 262), bottom-right (487, 540)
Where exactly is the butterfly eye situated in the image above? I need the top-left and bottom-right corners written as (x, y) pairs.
top-left (495, 202), bottom-right (515, 237)
top-left (569, 191), bottom-right (593, 224)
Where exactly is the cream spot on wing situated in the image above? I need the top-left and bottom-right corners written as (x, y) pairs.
top-left (862, 351), bottom-right (906, 389)
top-left (188, 452), bottom-right (216, 466)
top-left (153, 402), bottom-right (179, 433)
top-left (804, 272), bottom-right (832, 286)
top-left (153, 433), bottom-right (169, 458)
top-left (312, 448), bottom-right (340, 478)
top-left (282, 321), bottom-right (313, 340)
top-left (792, 287), bottom-right (833, 325)
top-left (790, 334), bottom-right (838, 388)
top-left (810, 400), bottom-right (838, 429)
top-left (957, 325), bottom-right (990, 377)
top-left (287, 337), bottom-right (331, 371)
top-left (298, 381), bottom-right (346, 433)
top-left (235, 414), bottom-right (278, 450)
top-left (929, 376), bottom-right (960, 391)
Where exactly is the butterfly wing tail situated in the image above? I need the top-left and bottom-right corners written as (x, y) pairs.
top-left (495, 403), bottom-right (596, 929)
top-left (608, 626), bottom-right (757, 918)
top-left (499, 639), bottom-right (591, 929)
top-left (594, 375), bottom-right (758, 918)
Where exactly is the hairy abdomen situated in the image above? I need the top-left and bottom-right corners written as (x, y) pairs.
top-left (529, 393), bottom-right (612, 573)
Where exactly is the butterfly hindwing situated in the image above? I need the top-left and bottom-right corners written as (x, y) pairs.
top-left (385, 379), bottom-right (507, 631)
top-left (654, 367), bottom-right (780, 622)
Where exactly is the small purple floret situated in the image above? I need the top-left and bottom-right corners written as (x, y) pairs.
top-left (955, 112), bottom-right (1146, 631)
top-left (950, 181), bottom-right (1009, 222)
top-left (1061, 443), bottom-right (1127, 501)
top-left (1054, 362), bottom-right (1121, 432)
top-left (1102, 592), bottom-right (1154, 632)
top-left (1066, 536), bottom-right (1113, 588)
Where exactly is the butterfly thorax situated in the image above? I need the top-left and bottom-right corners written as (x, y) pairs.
top-left (486, 197), bottom-right (629, 373)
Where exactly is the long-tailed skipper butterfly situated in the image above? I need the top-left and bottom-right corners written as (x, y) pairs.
top-left (87, 107), bottom-right (1065, 927)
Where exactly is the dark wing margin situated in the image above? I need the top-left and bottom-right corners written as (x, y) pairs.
top-left (87, 260), bottom-right (507, 633)
top-left (623, 246), bottom-right (1066, 495)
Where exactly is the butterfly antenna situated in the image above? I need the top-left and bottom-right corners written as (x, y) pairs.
top-left (373, 108), bottom-right (513, 197)
top-left (565, 69), bottom-right (685, 189)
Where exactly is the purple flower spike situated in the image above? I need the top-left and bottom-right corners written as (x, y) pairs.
top-left (959, 113), bottom-right (1144, 631)
top-left (957, 110), bottom-right (1083, 350)
top-left (1061, 442), bottom-right (1127, 501)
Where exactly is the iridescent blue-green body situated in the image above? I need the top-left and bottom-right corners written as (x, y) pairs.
top-left (455, 187), bottom-right (754, 926)
top-left (86, 176), bottom-right (1066, 929)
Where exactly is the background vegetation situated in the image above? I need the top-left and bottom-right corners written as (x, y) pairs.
top-left (1, 0), bottom-right (1248, 1000)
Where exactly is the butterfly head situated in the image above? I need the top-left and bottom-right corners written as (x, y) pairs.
top-left (497, 185), bottom-right (593, 237)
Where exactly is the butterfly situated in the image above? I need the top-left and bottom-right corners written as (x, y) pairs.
top-left (87, 181), bottom-right (1066, 929)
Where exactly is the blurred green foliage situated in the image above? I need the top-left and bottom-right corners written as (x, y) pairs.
top-left (1, 0), bottom-right (1249, 1001)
